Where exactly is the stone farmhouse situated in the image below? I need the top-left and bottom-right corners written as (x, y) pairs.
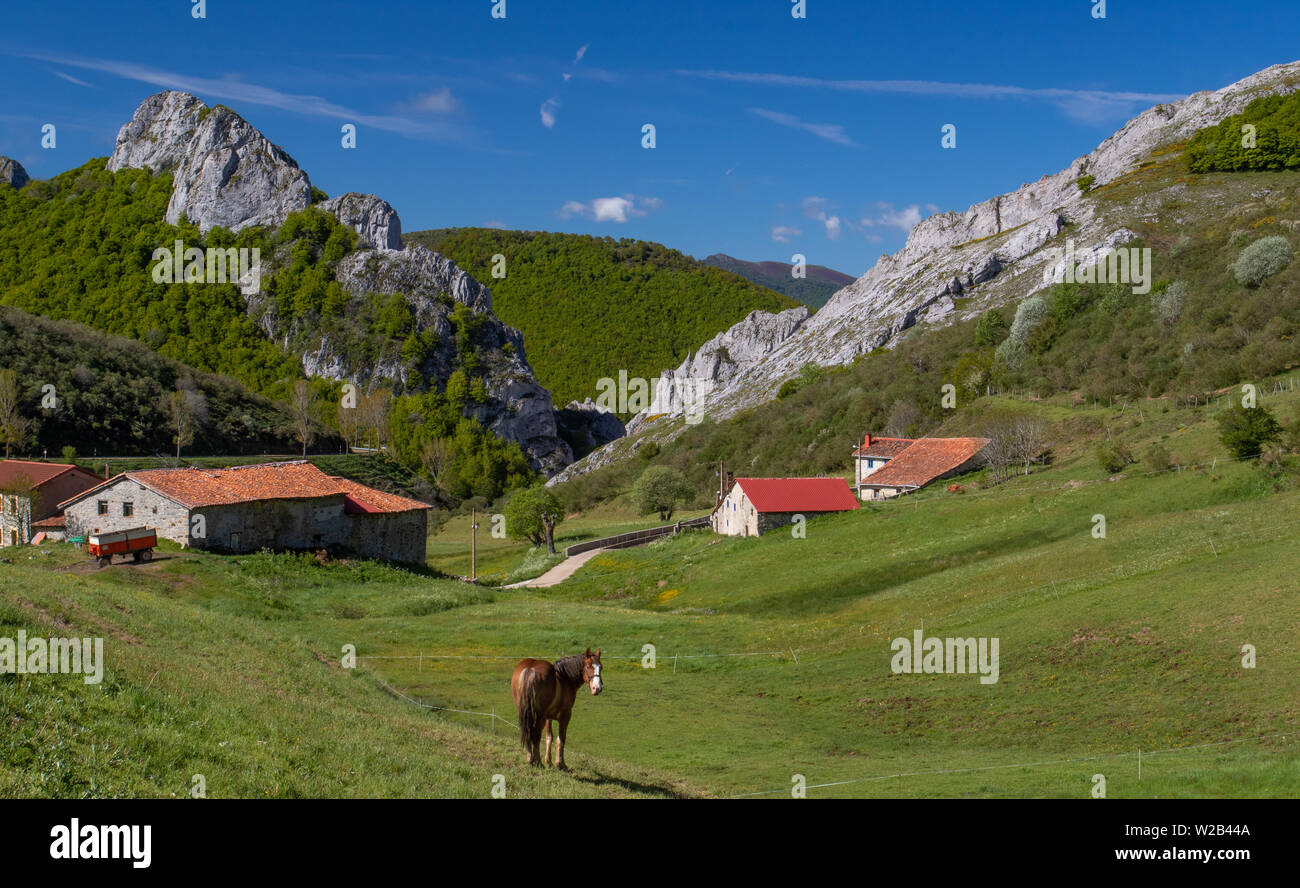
top-left (60, 461), bottom-right (431, 565)
top-left (853, 436), bottom-right (990, 501)
top-left (712, 476), bottom-right (859, 537)
top-left (0, 460), bottom-right (105, 546)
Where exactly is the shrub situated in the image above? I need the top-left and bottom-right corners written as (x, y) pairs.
top-left (974, 309), bottom-right (1009, 347)
top-left (1095, 440), bottom-right (1133, 474)
top-left (1233, 236), bottom-right (1292, 287)
top-left (1217, 404), bottom-right (1283, 459)
top-left (1152, 280), bottom-right (1187, 329)
top-left (995, 296), bottom-right (1049, 368)
top-left (1144, 443), bottom-right (1173, 473)
top-left (1076, 175), bottom-right (1096, 194)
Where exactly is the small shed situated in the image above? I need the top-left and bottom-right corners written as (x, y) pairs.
top-left (712, 477), bottom-right (859, 537)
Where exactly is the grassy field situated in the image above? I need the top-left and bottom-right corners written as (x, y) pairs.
top-left (3, 388), bottom-right (1298, 798)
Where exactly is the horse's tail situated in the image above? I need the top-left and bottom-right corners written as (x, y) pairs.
top-left (516, 668), bottom-right (541, 749)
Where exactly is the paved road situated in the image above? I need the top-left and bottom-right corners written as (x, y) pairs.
top-left (503, 547), bottom-right (605, 589)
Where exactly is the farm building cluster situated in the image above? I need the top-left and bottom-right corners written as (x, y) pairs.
top-left (710, 434), bottom-right (990, 537)
top-left (0, 458), bottom-right (431, 565)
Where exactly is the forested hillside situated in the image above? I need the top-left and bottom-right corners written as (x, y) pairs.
top-left (405, 228), bottom-right (799, 408)
top-left (0, 161), bottom-right (536, 502)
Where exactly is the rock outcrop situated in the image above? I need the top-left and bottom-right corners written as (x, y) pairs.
top-left (555, 399), bottom-right (626, 461)
top-left (320, 193), bottom-right (403, 251)
top-left (0, 157), bottom-right (29, 189)
top-left (107, 90), bottom-right (571, 475)
top-left (109, 90), bottom-right (312, 232)
top-left (554, 59), bottom-right (1300, 482)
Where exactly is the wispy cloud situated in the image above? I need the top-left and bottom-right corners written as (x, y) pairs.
top-left (682, 69), bottom-right (1184, 123)
top-left (51, 70), bottom-right (94, 88)
top-left (540, 97), bottom-right (560, 128)
top-left (573, 44), bottom-right (589, 64)
top-left (14, 50), bottom-right (473, 139)
top-left (749, 107), bottom-right (854, 145)
top-left (403, 87), bottom-right (458, 114)
top-left (862, 201), bottom-right (940, 232)
top-left (558, 194), bottom-right (661, 223)
top-left (771, 225), bottom-right (803, 243)
top-left (803, 196), bottom-right (842, 239)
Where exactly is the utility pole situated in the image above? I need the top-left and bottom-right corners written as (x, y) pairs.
top-left (470, 508), bottom-right (478, 581)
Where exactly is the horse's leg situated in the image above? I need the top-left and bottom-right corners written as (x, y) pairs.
top-left (542, 720), bottom-right (553, 766)
top-left (556, 712), bottom-right (572, 771)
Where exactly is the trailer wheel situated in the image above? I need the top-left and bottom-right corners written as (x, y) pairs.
top-left (140, 548), bottom-right (153, 563)
top-left (97, 555), bottom-right (110, 568)
top-left (132, 551), bottom-right (142, 563)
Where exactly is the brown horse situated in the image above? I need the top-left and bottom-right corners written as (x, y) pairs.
top-left (511, 647), bottom-right (603, 769)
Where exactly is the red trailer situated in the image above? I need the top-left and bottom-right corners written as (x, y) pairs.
top-left (87, 527), bottom-right (157, 568)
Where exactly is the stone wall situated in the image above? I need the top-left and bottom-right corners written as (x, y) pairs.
top-left (63, 478), bottom-right (189, 543)
top-left (345, 511), bottom-right (427, 565)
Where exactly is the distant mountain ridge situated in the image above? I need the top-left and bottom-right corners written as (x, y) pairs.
top-left (404, 228), bottom-right (800, 410)
top-left (702, 253), bottom-right (855, 308)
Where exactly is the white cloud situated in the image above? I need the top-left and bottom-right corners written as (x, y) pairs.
top-left (682, 69), bottom-right (1185, 124)
top-left (863, 202), bottom-right (937, 232)
top-left (408, 87), bottom-right (457, 114)
top-left (771, 225), bottom-right (803, 243)
top-left (540, 97), bottom-right (560, 128)
top-left (749, 107), bottom-right (853, 145)
top-left (15, 50), bottom-right (471, 139)
top-left (558, 194), bottom-right (662, 223)
top-left (802, 196), bottom-right (843, 240)
top-left (51, 70), bottom-right (94, 88)
top-left (574, 44), bottom-right (589, 64)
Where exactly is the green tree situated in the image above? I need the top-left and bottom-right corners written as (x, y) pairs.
top-left (504, 484), bottom-right (563, 554)
top-left (974, 309), bottom-right (1008, 347)
top-left (1217, 404), bottom-right (1283, 459)
top-left (631, 465), bottom-right (694, 521)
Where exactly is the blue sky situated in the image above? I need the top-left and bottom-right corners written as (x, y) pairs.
top-left (3, 0), bottom-right (1299, 275)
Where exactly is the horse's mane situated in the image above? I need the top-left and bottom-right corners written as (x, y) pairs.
top-left (554, 654), bottom-right (586, 684)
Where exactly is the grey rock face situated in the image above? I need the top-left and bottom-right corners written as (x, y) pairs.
top-left (302, 246), bottom-right (570, 475)
top-left (320, 193), bottom-right (403, 251)
top-left (554, 60), bottom-right (1300, 483)
top-left (106, 91), bottom-right (206, 175)
top-left (107, 90), bottom-right (312, 232)
top-left (648, 60), bottom-right (1300, 425)
top-left (555, 399), bottom-right (626, 460)
top-left (0, 157), bottom-right (29, 189)
top-left (334, 245), bottom-right (493, 315)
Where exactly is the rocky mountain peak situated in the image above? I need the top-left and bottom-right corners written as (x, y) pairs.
top-left (107, 90), bottom-right (312, 233)
top-left (320, 193), bottom-right (404, 251)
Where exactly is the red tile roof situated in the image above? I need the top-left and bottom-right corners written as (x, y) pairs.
top-left (332, 476), bottom-right (431, 514)
top-left (0, 460), bottom-right (85, 489)
top-left (851, 436), bottom-right (915, 459)
top-left (733, 477), bottom-right (860, 513)
top-left (60, 461), bottom-right (430, 514)
top-left (859, 438), bottom-right (990, 489)
top-left (32, 514), bottom-right (66, 528)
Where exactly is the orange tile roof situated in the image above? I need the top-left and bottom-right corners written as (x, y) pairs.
top-left (60, 461), bottom-right (430, 513)
top-left (733, 477), bottom-right (860, 513)
top-left (859, 438), bottom-right (990, 489)
top-left (851, 436), bottom-right (915, 459)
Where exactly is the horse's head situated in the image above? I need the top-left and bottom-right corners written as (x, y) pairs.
top-left (581, 647), bottom-right (603, 695)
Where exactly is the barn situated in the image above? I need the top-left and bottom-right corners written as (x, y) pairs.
top-left (0, 460), bottom-right (105, 546)
top-left (856, 437), bottom-right (990, 500)
top-left (711, 477), bottom-right (859, 537)
top-left (59, 461), bottom-right (430, 565)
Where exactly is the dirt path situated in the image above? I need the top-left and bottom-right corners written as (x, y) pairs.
top-left (504, 548), bottom-right (605, 589)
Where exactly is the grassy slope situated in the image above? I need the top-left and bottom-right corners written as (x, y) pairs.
top-left (5, 385), bottom-right (1297, 796)
top-left (369, 384), bottom-right (1300, 798)
top-left (404, 228), bottom-right (799, 409)
top-left (0, 546), bottom-right (702, 798)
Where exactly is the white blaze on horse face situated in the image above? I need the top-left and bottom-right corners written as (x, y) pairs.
top-left (590, 663), bottom-right (603, 695)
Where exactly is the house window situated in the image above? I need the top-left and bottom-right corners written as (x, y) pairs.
top-left (122, 502), bottom-right (134, 518)
top-left (97, 500), bottom-right (108, 516)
